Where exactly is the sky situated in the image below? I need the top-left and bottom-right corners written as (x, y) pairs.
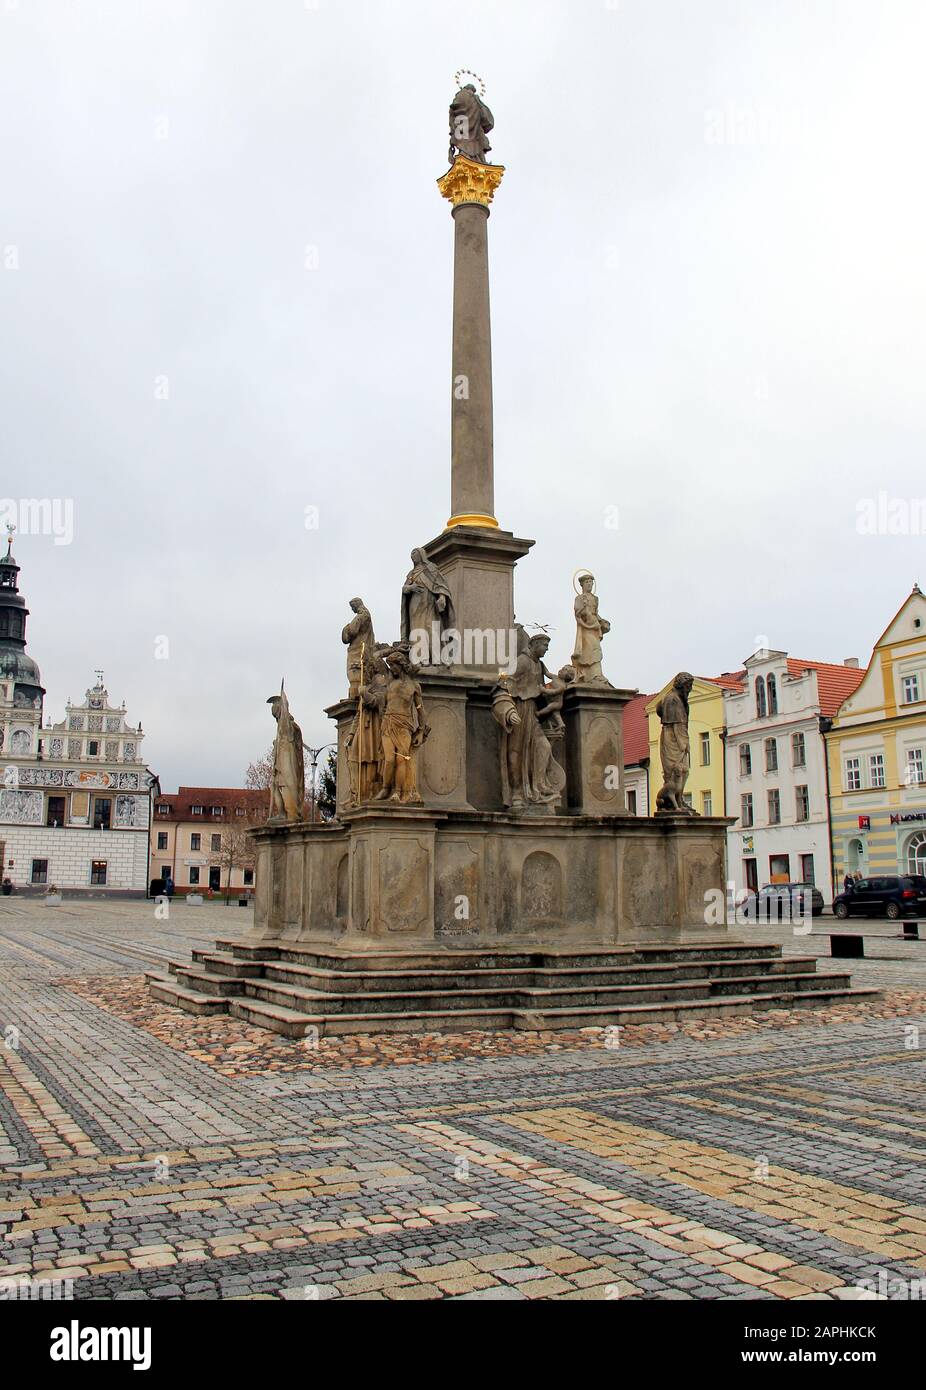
top-left (2, 0), bottom-right (925, 791)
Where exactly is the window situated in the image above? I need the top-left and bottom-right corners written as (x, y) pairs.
top-left (157, 803), bottom-right (169, 815)
top-left (869, 753), bottom-right (885, 788)
top-left (768, 789), bottom-right (781, 824)
top-left (46, 796), bottom-right (65, 827)
top-left (845, 757), bottom-right (861, 791)
top-left (190, 833), bottom-right (201, 851)
top-left (700, 732), bottom-right (711, 767)
top-left (769, 853), bottom-right (790, 880)
top-left (767, 674), bottom-right (778, 714)
top-left (191, 805), bottom-right (203, 816)
top-left (235, 807), bottom-right (246, 817)
top-left (907, 833), bottom-right (926, 875)
top-left (682, 793), bottom-right (693, 809)
top-left (90, 860), bottom-right (107, 885)
top-left (743, 858), bottom-right (758, 892)
top-left (211, 834), bottom-right (222, 852)
top-left (741, 793), bottom-right (754, 827)
top-left (88, 740), bottom-right (99, 756)
top-left (92, 797), bottom-right (112, 830)
top-left (739, 744), bottom-right (752, 776)
top-left (31, 858), bottom-right (48, 884)
top-left (800, 853), bottom-right (815, 885)
top-left (906, 749), bottom-right (926, 786)
top-left (160, 864), bottom-right (171, 878)
top-left (795, 785), bottom-right (809, 821)
top-left (902, 674), bottom-right (920, 704)
top-left (701, 791), bottom-right (712, 816)
top-left (243, 868), bottom-right (254, 886)
top-left (189, 867), bottom-right (200, 886)
top-left (157, 832), bottom-right (168, 850)
top-left (791, 732), bottom-right (806, 767)
top-left (210, 805), bottom-right (223, 816)
top-left (626, 789), bottom-right (637, 814)
top-left (765, 738), bottom-right (778, 773)
top-left (755, 677), bottom-right (767, 718)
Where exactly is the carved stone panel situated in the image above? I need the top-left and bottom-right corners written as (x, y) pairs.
top-left (376, 837), bottom-right (430, 934)
top-left (435, 838), bottom-right (481, 939)
top-left (421, 701), bottom-right (463, 798)
top-left (520, 850), bottom-right (563, 921)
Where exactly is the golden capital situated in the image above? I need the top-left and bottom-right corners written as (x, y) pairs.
top-left (437, 156), bottom-right (505, 209)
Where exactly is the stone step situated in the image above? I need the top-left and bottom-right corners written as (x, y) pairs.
top-left (212, 938), bottom-right (785, 972)
top-left (224, 986), bottom-right (880, 1037)
top-left (146, 973), bottom-right (229, 1016)
top-left (257, 955), bottom-right (819, 994)
top-left (240, 970), bottom-right (852, 1016)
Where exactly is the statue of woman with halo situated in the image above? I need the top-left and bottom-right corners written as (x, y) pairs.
top-left (571, 571), bottom-right (612, 685)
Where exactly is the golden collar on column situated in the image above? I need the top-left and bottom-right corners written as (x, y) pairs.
top-left (437, 157), bottom-right (505, 209)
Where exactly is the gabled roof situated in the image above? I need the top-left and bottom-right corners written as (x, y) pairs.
top-left (785, 659), bottom-right (866, 716)
top-left (155, 786), bottom-right (269, 820)
top-left (699, 671), bottom-right (746, 692)
top-left (623, 693), bottom-right (652, 766)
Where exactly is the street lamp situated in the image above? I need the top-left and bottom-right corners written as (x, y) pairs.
top-left (304, 743), bottom-right (337, 823)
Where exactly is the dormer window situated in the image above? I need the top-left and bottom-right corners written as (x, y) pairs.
top-left (157, 804), bottom-right (169, 815)
top-left (210, 805), bottom-right (223, 816)
top-left (191, 805), bottom-right (203, 815)
top-left (766, 674), bottom-right (778, 714)
top-left (755, 676), bottom-right (767, 718)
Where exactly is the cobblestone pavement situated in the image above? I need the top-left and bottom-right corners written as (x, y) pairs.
top-left (1, 899), bottom-right (925, 1301)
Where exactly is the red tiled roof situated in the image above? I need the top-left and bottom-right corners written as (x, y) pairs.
top-left (700, 671), bottom-right (747, 692)
top-left (785, 659), bottom-right (866, 717)
top-left (155, 786), bottom-right (269, 820)
top-left (623, 693), bottom-right (652, 766)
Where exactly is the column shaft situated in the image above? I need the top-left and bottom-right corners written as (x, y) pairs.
top-left (450, 203), bottom-right (495, 524)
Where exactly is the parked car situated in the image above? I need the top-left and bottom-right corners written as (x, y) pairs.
top-left (757, 882), bottom-right (825, 917)
top-left (833, 874), bottom-right (926, 920)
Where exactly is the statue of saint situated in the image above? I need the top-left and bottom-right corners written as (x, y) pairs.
top-left (345, 644), bottom-right (389, 804)
top-left (492, 633), bottom-right (566, 810)
top-left (571, 573), bottom-right (611, 684)
top-left (654, 672), bottom-right (697, 815)
top-left (400, 546), bottom-right (455, 666)
top-left (371, 648), bottom-right (430, 804)
top-left (341, 597), bottom-right (375, 698)
top-left (266, 688), bottom-right (305, 823)
top-left (449, 84), bottom-right (494, 164)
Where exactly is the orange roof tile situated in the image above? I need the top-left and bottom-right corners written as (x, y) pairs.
top-left (785, 658), bottom-right (866, 716)
top-left (623, 693), bottom-right (652, 766)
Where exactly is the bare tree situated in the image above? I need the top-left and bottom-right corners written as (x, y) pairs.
top-left (217, 815), bottom-right (258, 902)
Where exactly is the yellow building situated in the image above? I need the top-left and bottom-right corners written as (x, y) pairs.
top-left (645, 673), bottom-right (744, 816)
top-left (825, 585), bottom-right (926, 883)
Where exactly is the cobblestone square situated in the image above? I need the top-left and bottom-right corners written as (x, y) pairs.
top-left (2, 899), bottom-right (925, 1301)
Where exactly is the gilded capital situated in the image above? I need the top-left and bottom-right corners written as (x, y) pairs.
top-left (437, 156), bottom-right (505, 209)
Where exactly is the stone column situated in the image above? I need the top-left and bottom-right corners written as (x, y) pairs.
top-left (437, 156), bottom-right (505, 530)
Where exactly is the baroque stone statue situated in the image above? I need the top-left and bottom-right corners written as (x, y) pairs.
top-left (655, 672), bottom-right (697, 815)
top-left (344, 644), bottom-right (389, 804)
top-left (401, 546), bottom-right (455, 667)
top-left (371, 647), bottom-right (431, 804)
top-left (492, 633), bottom-right (566, 810)
top-left (449, 84), bottom-right (494, 164)
top-left (571, 573), bottom-right (611, 685)
top-left (266, 687), bottom-right (305, 823)
top-left (341, 597), bottom-right (375, 698)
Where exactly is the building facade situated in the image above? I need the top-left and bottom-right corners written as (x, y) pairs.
top-left (622, 692), bottom-right (651, 815)
top-left (826, 586), bottom-right (926, 887)
top-left (0, 535), bottom-right (157, 892)
top-left (645, 673), bottom-right (744, 817)
top-left (151, 786), bottom-right (268, 894)
top-left (723, 651), bottom-right (864, 903)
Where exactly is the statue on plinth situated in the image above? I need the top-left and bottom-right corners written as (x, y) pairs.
top-left (341, 597), bottom-right (375, 698)
top-left (401, 546), bottom-right (455, 666)
top-left (655, 672), bottom-right (697, 815)
top-left (492, 633), bottom-right (566, 810)
top-left (449, 83), bottom-right (494, 164)
top-left (571, 573), bottom-right (611, 685)
top-left (266, 686), bottom-right (305, 823)
top-left (345, 644), bottom-right (389, 804)
top-left (371, 647), bottom-right (431, 804)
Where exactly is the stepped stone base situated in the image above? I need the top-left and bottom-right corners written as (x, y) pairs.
top-left (147, 938), bottom-right (878, 1038)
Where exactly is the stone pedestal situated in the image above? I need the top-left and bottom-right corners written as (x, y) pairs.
top-left (562, 683), bottom-right (636, 816)
top-left (421, 524), bottom-right (533, 677)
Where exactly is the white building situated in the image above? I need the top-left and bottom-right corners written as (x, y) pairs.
top-left (0, 533), bottom-right (157, 894)
top-left (723, 650), bottom-right (865, 904)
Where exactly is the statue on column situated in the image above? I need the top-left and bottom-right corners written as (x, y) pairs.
top-left (654, 672), bottom-right (697, 815)
top-left (401, 546), bottom-right (456, 667)
top-left (372, 648), bottom-right (431, 804)
top-left (492, 633), bottom-right (567, 810)
top-left (345, 644), bottom-right (389, 804)
top-left (449, 83), bottom-right (494, 164)
top-left (266, 686), bottom-right (305, 823)
top-left (571, 573), bottom-right (611, 685)
top-left (341, 597), bottom-right (375, 698)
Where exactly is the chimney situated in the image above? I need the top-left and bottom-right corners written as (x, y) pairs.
top-left (843, 657), bottom-right (859, 668)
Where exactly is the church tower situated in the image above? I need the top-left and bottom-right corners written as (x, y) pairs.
top-left (0, 527), bottom-right (45, 756)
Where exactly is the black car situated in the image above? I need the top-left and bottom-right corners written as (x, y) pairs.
top-left (757, 882), bottom-right (825, 917)
top-left (833, 874), bottom-right (926, 920)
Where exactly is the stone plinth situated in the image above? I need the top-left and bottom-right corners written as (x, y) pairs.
top-left (420, 525), bottom-right (534, 677)
top-left (562, 683), bottom-right (636, 816)
top-left (250, 809), bottom-right (733, 947)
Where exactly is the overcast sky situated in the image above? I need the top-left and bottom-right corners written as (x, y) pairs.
top-left (3, 0), bottom-right (924, 790)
